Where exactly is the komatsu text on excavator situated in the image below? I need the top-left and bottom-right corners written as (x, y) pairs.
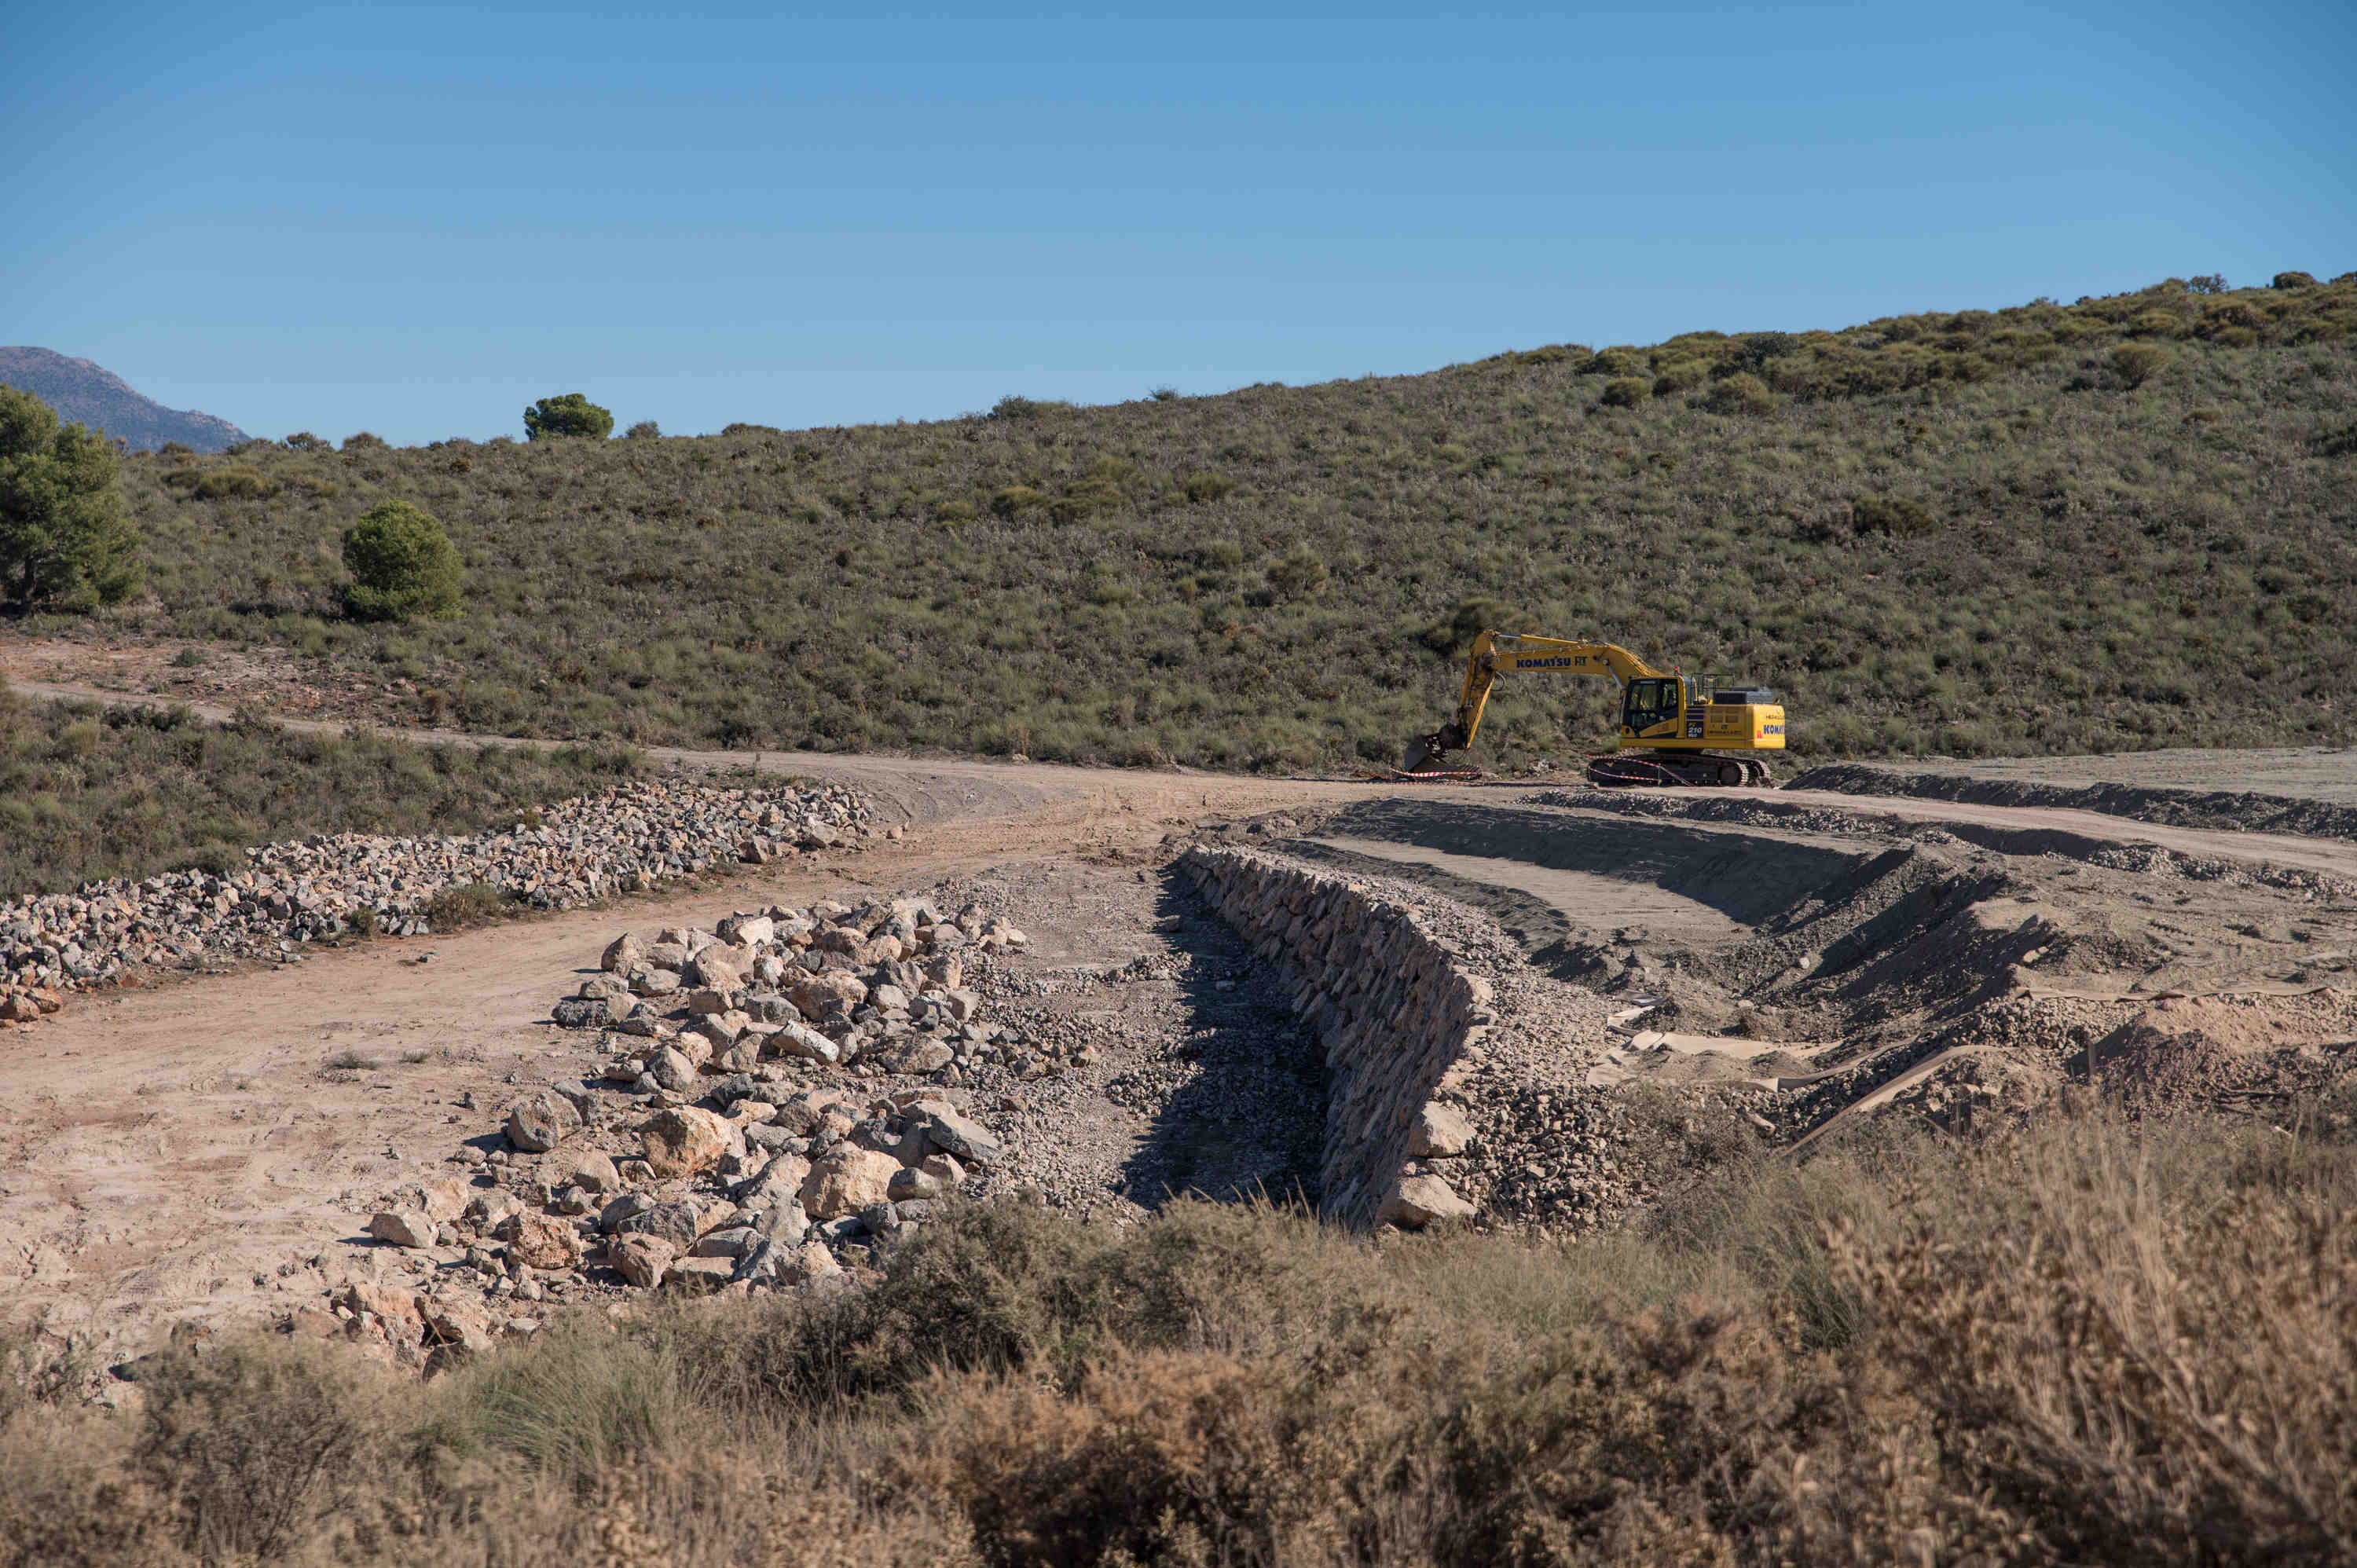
top-left (1405, 630), bottom-right (1785, 786)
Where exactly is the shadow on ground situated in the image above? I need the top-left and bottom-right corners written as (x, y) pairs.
top-left (1114, 870), bottom-right (1327, 1214)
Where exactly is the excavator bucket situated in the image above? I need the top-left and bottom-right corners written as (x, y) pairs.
top-left (1401, 734), bottom-right (1444, 774)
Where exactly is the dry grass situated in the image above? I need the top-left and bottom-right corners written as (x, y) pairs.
top-left (5, 1111), bottom-right (2355, 1565)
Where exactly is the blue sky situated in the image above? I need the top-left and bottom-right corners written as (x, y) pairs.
top-left (4, 1), bottom-right (2351, 445)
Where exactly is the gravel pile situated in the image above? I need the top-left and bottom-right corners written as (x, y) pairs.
top-left (321, 896), bottom-right (1039, 1358)
top-left (0, 779), bottom-right (878, 1018)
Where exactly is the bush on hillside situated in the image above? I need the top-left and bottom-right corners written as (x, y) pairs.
top-left (284, 431), bottom-right (331, 452)
top-left (1705, 372), bottom-right (1778, 414)
top-left (340, 500), bottom-right (462, 621)
top-left (1599, 376), bottom-right (1651, 408)
top-left (0, 384), bottom-right (141, 612)
top-left (2273, 271), bottom-right (2319, 290)
top-left (2113, 343), bottom-right (2173, 387)
top-left (1265, 544), bottom-right (1329, 603)
top-left (160, 465), bottom-right (280, 501)
top-left (623, 419), bottom-right (661, 440)
top-left (522, 394), bottom-right (614, 441)
top-left (1851, 493), bottom-right (1937, 537)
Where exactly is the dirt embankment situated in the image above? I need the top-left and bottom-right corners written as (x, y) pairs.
top-left (1792, 760), bottom-right (2357, 845)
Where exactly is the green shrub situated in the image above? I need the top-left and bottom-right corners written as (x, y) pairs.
top-left (421, 881), bottom-right (515, 930)
top-left (2113, 343), bottom-right (2172, 387)
top-left (1651, 358), bottom-right (1710, 394)
top-left (284, 431), bottom-right (331, 452)
top-left (190, 466), bottom-right (280, 500)
top-left (0, 384), bottom-right (141, 611)
top-left (1852, 493), bottom-right (1937, 536)
top-left (623, 419), bottom-right (661, 440)
top-left (1265, 545), bottom-right (1329, 603)
top-left (522, 394), bottom-right (614, 441)
top-left (989, 485), bottom-right (1046, 518)
top-left (340, 499), bottom-right (463, 621)
top-left (1181, 472), bottom-right (1233, 503)
top-left (1579, 346), bottom-right (1648, 376)
top-left (2273, 270), bottom-right (2319, 290)
top-left (1599, 376), bottom-right (1651, 408)
top-left (1704, 372), bottom-right (1778, 414)
top-left (341, 432), bottom-right (389, 452)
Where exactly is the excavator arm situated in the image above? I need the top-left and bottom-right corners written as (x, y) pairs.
top-left (1403, 632), bottom-right (1664, 772)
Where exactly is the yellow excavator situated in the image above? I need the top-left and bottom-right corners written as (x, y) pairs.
top-left (1405, 631), bottom-right (1786, 786)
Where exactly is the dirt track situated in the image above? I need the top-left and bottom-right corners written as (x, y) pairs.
top-left (11, 665), bottom-right (2357, 1355)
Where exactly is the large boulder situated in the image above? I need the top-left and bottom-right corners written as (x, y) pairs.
top-left (505, 1090), bottom-right (583, 1153)
top-left (687, 951), bottom-right (746, 992)
top-left (908, 1101), bottom-right (1001, 1167)
top-left (499, 1211), bottom-right (585, 1269)
top-left (790, 971), bottom-right (868, 1020)
top-left (640, 1106), bottom-right (737, 1180)
top-left (336, 1282), bottom-right (422, 1328)
top-left (1377, 1173), bottom-right (1475, 1230)
top-left (1409, 1102), bottom-right (1474, 1159)
top-left (766, 1021), bottom-right (841, 1064)
top-left (608, 1233), bottom-right (676, 1288)
top-left (717, 913), bottom-right (775, 947)
top-left (548, 1149), bottom-right (622, 1194)
top-left (368, 1211), bottom-right (436, 1249)
top-left (611, 1199), bottom-right (704, 1250)
top-left (797, 1149), bottom-right (901, 1220)
top-left (420, 1296), bottom-right (495, 1354)
top-left (602, 932), bottom-right (644, 972)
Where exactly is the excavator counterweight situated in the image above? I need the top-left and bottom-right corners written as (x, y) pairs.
top-left (1405, 631), bottom-right (1785, 786)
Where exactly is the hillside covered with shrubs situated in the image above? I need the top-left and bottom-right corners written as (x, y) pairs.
top-left (80, 272), bottom-right (2357, 768)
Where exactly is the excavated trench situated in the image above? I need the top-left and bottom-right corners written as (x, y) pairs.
top-left (1175, 789), bottom-right (2357, 1171)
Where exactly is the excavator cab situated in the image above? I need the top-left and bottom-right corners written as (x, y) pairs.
top-left (1619, 678), bottom-right (1685, 738)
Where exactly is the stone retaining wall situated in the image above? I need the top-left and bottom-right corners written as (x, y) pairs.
top-left (1178, 846), bottom-right (1493, 1229)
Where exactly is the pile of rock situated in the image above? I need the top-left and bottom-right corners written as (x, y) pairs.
top-left (0, 779), bottom-right (878, 1011)
top-left (328, 1080), bottom-right (1008, 1362)
top-left (568, 896), bottom-right (1028, 1083)
top-left (328, 898), bottom-right (1031, 1343)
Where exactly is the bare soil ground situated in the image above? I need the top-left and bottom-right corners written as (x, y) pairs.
top-left (9, 661), bottom-right (2357, 1365)
top-left (1832, 746), bottom-right (2357, 803)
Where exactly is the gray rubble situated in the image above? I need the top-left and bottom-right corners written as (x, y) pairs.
top-left (1, 779), bottom-right (877, 1006)
top-left (316, 894), bottom-right (1035, 1358)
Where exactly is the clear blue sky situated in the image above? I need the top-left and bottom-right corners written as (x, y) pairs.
top-left (4, 2), bottom-right (2351, 445)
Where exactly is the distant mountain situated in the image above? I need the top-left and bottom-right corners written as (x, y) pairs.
top-left (0, 347), bottom-right (248, 453)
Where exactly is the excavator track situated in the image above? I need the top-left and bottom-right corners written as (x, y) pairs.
top-left (1585, 752), bottom-right (1772, 788)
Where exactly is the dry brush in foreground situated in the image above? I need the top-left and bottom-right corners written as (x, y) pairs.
top-left (3, 1111), bottom-right (2354, 1566)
